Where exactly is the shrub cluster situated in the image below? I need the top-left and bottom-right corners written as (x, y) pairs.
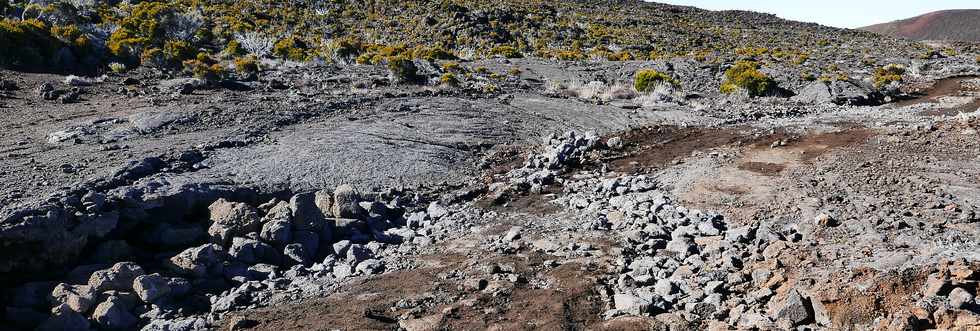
top-left (0, 0), bottom-right (930, 75)
top-left (720, 61), bottom-right (775, 97)
top-left (872, 64), bottom-right (905, 88)
top-left (633, 69), bottom-right (679, 92)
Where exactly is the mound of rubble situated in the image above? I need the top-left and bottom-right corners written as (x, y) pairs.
top-left (2, 183), bottom-right (433, 330)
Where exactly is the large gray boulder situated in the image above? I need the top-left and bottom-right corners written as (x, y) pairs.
top-left (133, 274), bottom-right (172, 303)
top-left (332, 184), bottom-right (364, 219)
top-left (168, 244), bottom-right (227, 278)
top-left (229, 237), bottom-right (281, 264)
top-left (37, 304), bottom-right (90, 331)
top-left (49, 283), bottom-right (97, 314)
top-left (87, 262), bottom-right (145, 292)
top-left (260, 219), bottom-right (292, 247)
top-left (207, 199), bottom-right (261, 246)
top-left (792, 80), bottom-right (878, 106)
top-left (91, 295), bottom-right (138, 330)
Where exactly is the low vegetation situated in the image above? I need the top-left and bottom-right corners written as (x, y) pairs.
top-left (633, 69), bottom-right (679, 92)
top-left (872, 64), bottom-right (905, 88)
top-left (720, 61), bottom-right (775, 97)
top-left (0, 0), bottom-right (931, 76)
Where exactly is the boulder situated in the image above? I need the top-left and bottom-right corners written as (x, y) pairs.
top-left (49, 283), bottom-right (97, 314)
top-left (230, 237), bottom-right (281, 264)
top-left (37, 304), bottom-right (90, 331)
top-left (614, 293), bottom-right (651, 315)
top-left (292, 230), bottom-right (320, 262)
top-left (87, 262), bottom-right (145, 292)
top-left (168, 244), bottom-right (227, 278)
top-left (207, 199), bottom-right (261, 246)
top-left (792, 80), bottom-right (878, 106)
top-left (333, 240), bottom-right (352, 256)
top-left (355, 259), bottom-right (385, 275)
top-left (133, 274), bottom-right (171, 303)
top-left (283, 243), bottom-right (309, 266)
top-left (91, 295), bottom-right (138, 330)
top-left (332, 184), bottom-right (364, 219)
top-left (774, 289), bottom-right (812, 326)
top-left (427, 202), bottom-right (450, 219)
top-left (260, 219), bottom-right (292, 247)
top-left (141, 317), bottom-right (208, 331)
top-left (346, 244), bottom-right (374, 265)
top-left (290, 192), bottom-right (326, 231)
top-left (949, 287), bottom-right (974, 309)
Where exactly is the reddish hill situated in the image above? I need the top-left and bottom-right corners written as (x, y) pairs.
top-left (861, 9), bottom-right (980, 41)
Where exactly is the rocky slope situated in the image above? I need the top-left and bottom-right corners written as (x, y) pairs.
top-left (3, 1), bottom-right (980, 331)
top-left (861, 9), bottom-right (980, 42)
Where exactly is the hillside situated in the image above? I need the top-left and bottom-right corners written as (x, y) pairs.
top-left (861, 9), bottom-right (980, 41)
top-left (1, 0), bottom-right (927, 73)
top-left (5, 1), bottom-right (980, 331)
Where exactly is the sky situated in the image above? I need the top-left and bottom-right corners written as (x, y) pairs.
top-left (654, 0), bottom-right (978, 29)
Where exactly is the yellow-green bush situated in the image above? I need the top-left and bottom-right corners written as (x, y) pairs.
top-left (634, 69), bottom-right (678, 92)
top-left (413, 45), bottom-right (455, 61)
top-left (234, 55), bottom-right (259, 74)
top-left (720, 61), bottom-right (775, 96)
top-left (441, 61), bottom-right (460, 72)
top-left (223, 40), bottom-right (245, 58)
top-left (272, 36), bottom-right (310, 61)
top-left (386, 56), bottom-right (419, 83)
top-left (163, 40), bottom-right (194, 63)
top-left (872, 64), bottom-right (905, 88)
top-left (107, 2), bottom-right (178, 59)
top-left (0, 18), bottom-right (61, 67)
top-left (439, 73), bottom-right (458, 85)
top-left (183, 59), bottom-right (226, 81)
top-left (139, 48), bottom-right (165, 67)
top-left (490, 45), bottom-right (522, 58)
top-left (609, 50), bottom-right (633, 61)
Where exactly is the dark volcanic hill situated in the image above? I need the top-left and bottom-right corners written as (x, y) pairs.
top-left (861, 9), bottom-right (980, 41)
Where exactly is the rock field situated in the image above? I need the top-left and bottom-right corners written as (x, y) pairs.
top-left (4, 12), bottom-right (980, 331)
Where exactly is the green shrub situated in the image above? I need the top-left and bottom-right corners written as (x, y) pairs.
top-left (0, 18), bottom-right (60, 67)
top-left (720, 61), bottom-right (775, 96)
top-left (634, 69), bottom-right (678, 92)
top-left (108, 62), bottom-right (127, 73)
top-left (439, 73), bottom-right (458, 85)
top-left (223, 40), bottom-right (245, 58)
top-left (386, 56), bottom-right (419, 83)
top-left (163, 40), bottom-right (194, 63)
top-left (441, 61), bottom-right (460, 72)
top-left (413, 46), bottom-right (455, 61)
top-left (872, 64), bottom-right (905, 88)
top-left (609, 50), bottom-right (633, 61)
top-left (183, 59), bottom-right (225, 81)
top-left (272, 36), bottom-right (310, 61)
top-left (107, 2), bottom-right (178, 59)
top-left (329, 36), bottom-right (364, 62)
top-left (234, 55), bottom-right (259, 74)
top-left (490, 45), bottom-right (522, 58)
top-left (139, 48), bottom-right (165, 67)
